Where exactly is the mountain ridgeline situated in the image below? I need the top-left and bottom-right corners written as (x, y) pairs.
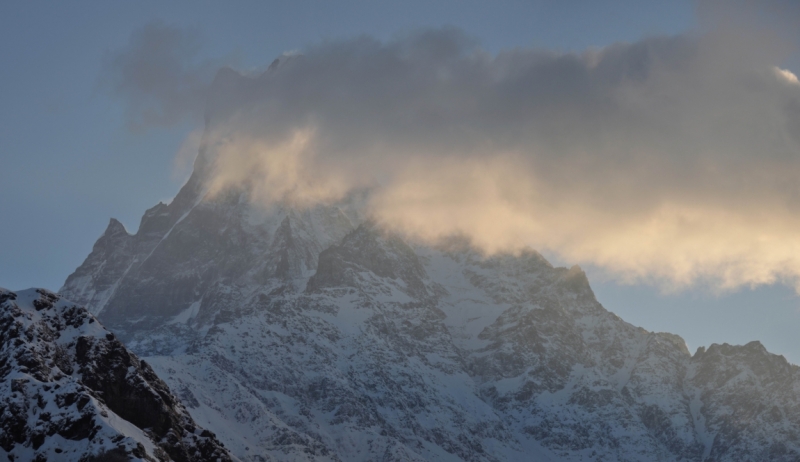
top-left (52, 67), bottom-right (800, 461)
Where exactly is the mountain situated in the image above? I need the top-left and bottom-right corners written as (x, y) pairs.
top-left (0, 287), bottom-right (235, 462)
top-left (59, 189), bottom-right (800, 462)
top-left (59, 67), bottom-right (800, 461)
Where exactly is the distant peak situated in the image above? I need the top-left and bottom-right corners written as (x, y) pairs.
top-left (655, 332), bottom-right (690, 355)
top-left (104, 218), bottom-right (128, 236)
top-left (567, 264), bottom-right (583, 275)
top-left (210, 66), bottom-right (243, 87)
top-left (703, 341), bottom-right (769, 357)
top-left (267, 52), bottom-right (301, 73)
top-left (744, 340), bottom-right (767, 352)
top-left (558, 264), bottom-right (592, 294)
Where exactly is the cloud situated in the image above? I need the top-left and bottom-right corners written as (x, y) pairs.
top-left (203, 127), bottom-right (354, 206)
top-left (100, 21), bottom-right (220, 131)
top-left (112, 9), bottom-right (800, 292)
top-left (776, 67), bottom-right (800, 85)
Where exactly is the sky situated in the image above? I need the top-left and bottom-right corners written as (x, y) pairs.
top-left (3, 0), bottom-right (800, 362)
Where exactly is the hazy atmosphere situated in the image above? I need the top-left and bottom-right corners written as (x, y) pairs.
top-left (3, 0), bottom-right (800, 360)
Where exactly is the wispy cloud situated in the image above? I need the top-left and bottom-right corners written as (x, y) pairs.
top-left (107, 3), bottom-right (800, 292)
top-left (99, 21), bottom-right (221, 131)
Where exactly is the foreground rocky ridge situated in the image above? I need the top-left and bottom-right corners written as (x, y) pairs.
top-left (0, 287), bottom-right (234, 461)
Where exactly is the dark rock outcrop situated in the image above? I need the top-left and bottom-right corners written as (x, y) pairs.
top-left (0, 287), bottom-right (234, 461)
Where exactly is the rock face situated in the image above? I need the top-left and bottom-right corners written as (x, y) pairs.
top-left (0, 287), bottom-right (235, 462)
top-left (60, 193), bottom-right (800, 461)
top-left (58, 68), bottom-right (800, 461)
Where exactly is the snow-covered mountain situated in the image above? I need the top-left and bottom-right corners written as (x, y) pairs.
top-left (57, 67), bottom-right (800, 461)
top-left (0, 287), bottom-right (234, 461)
top-left (59, 186), bottom-right (800, 461)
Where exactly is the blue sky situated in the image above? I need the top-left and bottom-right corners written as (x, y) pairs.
top-left (4, 0), bottom-right (800, 362)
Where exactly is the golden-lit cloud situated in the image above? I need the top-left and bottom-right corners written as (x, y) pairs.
top-left (176, 3), bottom-right (800, 292)
top-left (372, 159), bottom-right (800, 292)
top-left (776, 67), bottom-right (800, 85)
top-left (204, 127), bottom-right (355, 207)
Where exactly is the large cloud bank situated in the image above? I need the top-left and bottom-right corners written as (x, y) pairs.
top-left (107, 4), bottom-right (800, 291)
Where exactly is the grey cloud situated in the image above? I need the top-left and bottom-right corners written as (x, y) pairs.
top-left (697, 0), bottom-right (800, 34)
top-left (206, 26), bottom-right (799, 202)
top-left (100, 21), bottom-right (219, 131)
top-left (108, 9), bottom-right (800, 291)
top-left (197, 20), bottom-right (800, 291)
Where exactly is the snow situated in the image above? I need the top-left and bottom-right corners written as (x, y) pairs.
top-left (54, 157), bottom-right (800, 461)
top-left (168, 300), bottom-right (201, 325)
top-left (0, 287), bottom-right (235, 461)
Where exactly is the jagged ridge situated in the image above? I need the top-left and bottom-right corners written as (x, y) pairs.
top-left (56, 66), bottom-right (800, 462)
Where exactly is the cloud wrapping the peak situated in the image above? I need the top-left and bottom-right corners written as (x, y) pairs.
top-left (111, 14), bottom-right (800, 291)
top-left (100, 21), bottom-right (220, 131)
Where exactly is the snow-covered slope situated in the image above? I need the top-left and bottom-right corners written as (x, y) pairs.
top-left (58, 67), bottom-right (800, 461)
top-left (0, 287), bottom-right (235, 461)
top-left (60, 208), bottom-right (800, 461)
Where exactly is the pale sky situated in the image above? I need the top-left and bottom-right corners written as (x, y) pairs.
top-left (3, 0), bottom-right (800, 362)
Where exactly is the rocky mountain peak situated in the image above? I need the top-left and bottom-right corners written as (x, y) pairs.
top-left (103, 218), bottom-right (128, 238)
top-left (52, 100), bottom-right (800, 460)
top-left (307, 221), bottom-right (430, 297)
